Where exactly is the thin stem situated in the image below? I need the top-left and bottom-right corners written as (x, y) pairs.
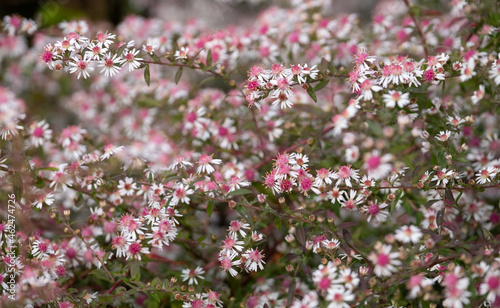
top-left (64, 223), bottom-right (115, 283)
top-left (403, 0), bottom-right (429, 58)
top-left (139, 59), bottom-right (236, 88)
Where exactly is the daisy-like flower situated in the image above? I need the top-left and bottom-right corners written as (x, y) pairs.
top-left (82, 292), bottom-right (98, 304)
top-left (489, 61), bottom-right (500, 85)
top-left (442, 266), bottom-right (471, 308)
top-left (407, 274), bottom-right (433, 299)
top-left (395, 225), bottom-right (423, 244)
top-left (431, 168), bottom-right (454, 186)
top-left (363, 202), bottom-right (389, 222)
top-left (95, 32), bottom-right (116, 48)
top-left (100, 144), bottom-right (124, 160)
top-left (181, 266), bottom-right (205, 285)
top-left (220, 235), bottom-right (244, 255)
top-left (314, 168), bottom-right (334, 187)
top-left (363, 150), bottom-right (392, 180)
top-left (196, 154), bottom-right (222, 174)
top-left (125, 240), bottom-right (149, 261)
top-left (219, 250), bottom-right (241, 277)
top-left (98, 52), bottom-right (122, 77)
top-left (289, 152), bottom-right (309, 170)
top-left (269, 75), bottom-right (294, 109)
top-left (332, 165), bottom-right (359, 187)
top-left (171, 183), bottom-right (194, 205)
top-left (447, 116), bottom-right (465, 127)
top-left (228, 220), bottom-right (250, 238)
top-left (328, 187), bottom-right (343, 204)
top-left (476, 166), bottom-right (499, 184)
top-left (142, 41), bottom-right (157, 55)
top-left (479, 269), bottom-right (500, 303)
top-left (325, 285), bottom-right (354, 308)
top-left (242, 248), bottom-right (265, 272)
top-left (358, 79), bottom-right (382, 101)
top-left (68, 55), bottom-right (94, 79)
top-left (174, 47), bottom-right (189, 60)
top-left (121, 48), bottom-right (142, 72)
top-left (85, 41), bottom-right (107, 60)
top-left (435, 130), bottom-right (452, 142)
top-left (382, 90), bottom-right (410, 108)
top-left (28, 120), bottom-right (52, 148)
top-left (31, 239), bottom-right (52, 260)
top-left (50, 164), bottom-right (72, 191)
top-left (32, 191), bottom-right (55, 209)
top-left (117, 177), bottom-right (137, 196)
top-left (368, 243), bottom-right (401, 277)
top-left (168, 155), bottom-right (194, 170)
top-left (471, 84), bottom-right (485, 105)
top-left (338, 190), bottom-right (364, 211)
top-left (335, 268), bottom-right (360, 290)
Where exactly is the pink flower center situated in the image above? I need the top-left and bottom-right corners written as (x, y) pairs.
top-left (377, 253), bottom-right (390, 266)
top-left (33, 126), bottom-right (44, 138)
top-left (368, 204), bottom-right (380, 216)
top-left (488, 276), bottom-right (500, 290)
top-left (128, 242), bottom-right (141, 255)
top-left (318, 277), bottom-right (331, 291)
top-left (367, 155), bottom-right (381, 170)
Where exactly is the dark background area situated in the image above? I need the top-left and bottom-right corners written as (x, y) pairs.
top-left (0, 0), bottom-right (381, 29)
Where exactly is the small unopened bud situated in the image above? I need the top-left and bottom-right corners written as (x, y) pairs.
top-left (302, 83), bottom-right (309, 90)
top-left (286, 265), bottom-right (294, 272)
top-left (469, 179), bottom-right (475, 185)
top-left (174, 294), bottom-right (181, 300)
top-left (228, 200), bottom-right (237, 209)
top-left (385, 234), bottom-right (395, 244)
top-left (170, 277), bottom-right (177, 284)
top-left (308, 215), bottom-right (315, 222)
top-left (257, 194), bottom-right (267, 203)
top-left (321, 258), bottom-right (328, 265)
top-left (359, 266), bottom-right (369, 276)
top-left (188, 286), bottom-right (194, 292)
top-left (334, 258), bottom-right (342, 266)
top-left (387, 193), bottom-right (396, 202)
top-left (63, 210), bottom-right (70, 217)
top-left (279, 197), bottom-right (285, 204)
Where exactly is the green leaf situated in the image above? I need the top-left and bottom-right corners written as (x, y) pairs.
top-left (144, 64), bottom-right (151, 86)
top-left (151, 292), bottom-right (161, 304)
top-left (131, 263), bottom-right (141, 281)
top-left (89, 269), bottom-right (113, 283)
top-left (116, 43), bottom-right (127, 57)
top-left (207, 200), bottom-right (214, 218)
top-left (273, 217), bottom-right (282, 231)
top-left (306, 85), bottom-right (317, 103)
top-left (175, 67), bottom-right (183, 84)
top-left (390, 190), bottom-right (403, 212)
top-left (314, 79), bottom-right (330, 92)
top-left (206, 49), bottom-right (212, 68)
top-left (227, 189), bottom-right (253, 197)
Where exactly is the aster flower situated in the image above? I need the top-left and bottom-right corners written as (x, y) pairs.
top-left (121, 48), bottom-right (142, 72)
top-left (28, 120), bottom-right (52, 148)
top-left (196, 154), bottom-right (222, 174)
top-left (368, 243), bottom-right (401, 277)
top-left (68, 55), bottom-right (94, 79)
top-left (219, 251), bottom-right (241, 277)
top-left (382, 90), bottom-right (410, 108)
top-left (242, 248), bottom-right (265, 272)
top-left (98, 52), bottom-right (122, 77)
top-left (395, 225), bottom-right (423, 244)
top-left (181, 266), bottom-right (205, 285)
